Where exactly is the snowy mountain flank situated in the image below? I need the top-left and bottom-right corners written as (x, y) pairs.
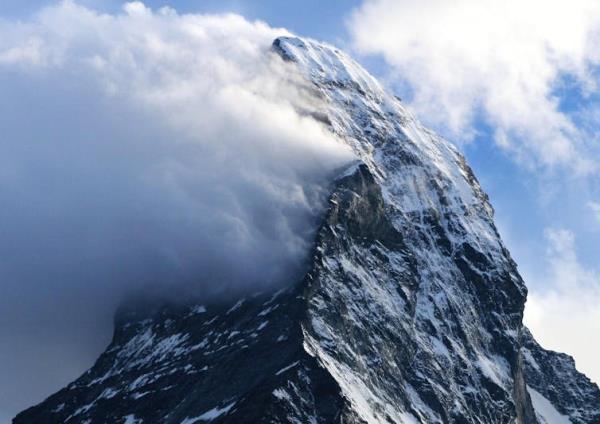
top-left (15, 37), bottom-right (600, 424)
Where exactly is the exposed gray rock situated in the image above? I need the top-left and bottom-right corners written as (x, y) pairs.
top-left (522, 328), bottom-right (600, 424)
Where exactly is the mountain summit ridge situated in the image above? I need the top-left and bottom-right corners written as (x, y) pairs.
top-left (15, 36), bottom-right (600, 424)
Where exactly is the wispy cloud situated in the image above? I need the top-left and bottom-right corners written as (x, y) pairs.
top-left (0, 1), bottom-right (353, 416)
top-left (348, 0), bottom-right (600, 173)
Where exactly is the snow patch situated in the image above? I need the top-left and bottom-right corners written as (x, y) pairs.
top-left (226, 300), bottom-right (244, 315)
top-left (275, 361), bottom-right (300, 376)
top-left (527, 386), bottom-right (571, 424)
top-left (190, 305), bottom-right (207, 314)
top-left (123, 414), bottom-right (142, 424)
top-left (181, 401), bottom-right (237, 423)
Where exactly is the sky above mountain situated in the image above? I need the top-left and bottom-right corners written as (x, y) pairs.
top-left (1, 1), bottom-right (599, 421)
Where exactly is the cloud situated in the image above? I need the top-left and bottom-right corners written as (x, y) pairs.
top-left (0, 1), bottom-right (353, 418)
top-left (524, 228), bottom-right (600, 384)
top-left (348, 0), bottom-right (600, 172)
top-left (589, 201), bottom-right (600, 223)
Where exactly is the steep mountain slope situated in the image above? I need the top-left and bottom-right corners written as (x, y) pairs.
top-left (15, 37), bottom-right (600, 424)
top-left (522, 329), bottom-right (600, 424)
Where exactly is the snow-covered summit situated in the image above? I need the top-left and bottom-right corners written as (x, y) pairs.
top-left (273, 35), bottom-right (506, 276)
top-left (273, 36), bottom-right (384, 99)
top-left (275, 36), bottom-right (491, 207)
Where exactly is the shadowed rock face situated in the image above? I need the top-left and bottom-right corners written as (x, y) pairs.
top-left (521, 328), bottom-right (600, 424)
top-left (15, 36), bottom-right (600, 424)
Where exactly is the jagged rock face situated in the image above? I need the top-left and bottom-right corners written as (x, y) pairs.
top-left (521, 328), bottom-right (600, 424)
top-left (276, 36), bottom-right (535, 423)
top-left (14, 285), bottom-right (350, 423)
top-left (15, 37), bottom-right (600, 423)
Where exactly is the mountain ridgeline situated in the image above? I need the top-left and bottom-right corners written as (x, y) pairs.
top-left (15, 37), bottom-right (600, 424)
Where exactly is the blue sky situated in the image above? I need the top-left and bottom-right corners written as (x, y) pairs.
top-left (0, 0), bottom-right (361, 42)
top-left (0, 0), bottom-right (599, 420)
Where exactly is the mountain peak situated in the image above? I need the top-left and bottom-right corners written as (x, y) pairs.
top-left (273, 36), bottom-right (383, 97)
top-left (15, 36), bottom-right (600, 424)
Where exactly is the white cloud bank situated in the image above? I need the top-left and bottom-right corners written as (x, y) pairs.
top-left (525, 228), bottom-right (600, 384)
top-left (348, 0), bottom-right (600, 172)
top-left (0, 1), bottom-right (352, 418)
top-left (0, 0), bottom-right (355, 295)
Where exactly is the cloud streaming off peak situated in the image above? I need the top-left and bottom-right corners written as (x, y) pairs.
top-left (0, 1), bottom-right (353, 416)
